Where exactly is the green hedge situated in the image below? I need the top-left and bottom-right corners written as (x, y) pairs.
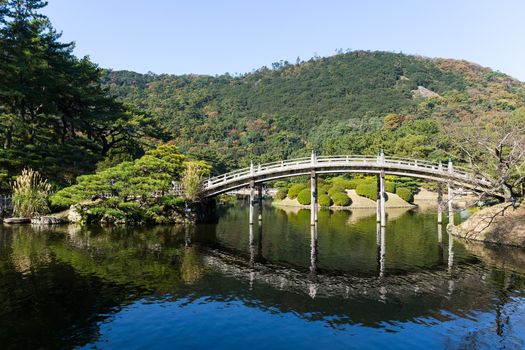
top-left (355, 183), bottom-right (378, 201)
top-left (274, 180), bottom-right (287, 188)
top-left (287, 183), bottom-right (306, 199)
top-left (319, 184), bottom-right (331, 195)
top-left (319, 194), bottom-right (333, 207)
top-left (330, 177), bottom-right (351, 188)
top-left (332, 192), bottom-right (351, 206)
top-left (346, 179), bottom-right (359, 189)
top-left (275, 188), bottom-right (287, 200)
top-left (396, 187), bottom-right (414, 203)
top-left (385, 181), bottom-right (396, 193)
top-left (328, 185), bottom-right (345, 197)
top-left (297, 188), bottom-right (311, 205)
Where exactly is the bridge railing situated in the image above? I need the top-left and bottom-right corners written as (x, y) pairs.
top-left (204, 155), bottom-right (489, 190)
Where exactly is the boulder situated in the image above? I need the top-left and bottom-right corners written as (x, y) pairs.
top-left (68, 205), bottom-right (82, 223)
top-left (3, 217), bottom-right (31, 224)
top-left (448, 203), bottom-right (525, 247)
top-left (31, 216), bottom-right (65, 225)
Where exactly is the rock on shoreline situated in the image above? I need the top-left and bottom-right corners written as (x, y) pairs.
top-left (3, 217), bottom-right (31, 224)
top-left (448, 203), bottom-right (525, 247)
top-left (31, 216), bottom-right (66, 225)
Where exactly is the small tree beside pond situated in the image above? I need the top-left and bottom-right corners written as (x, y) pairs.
top-left (50, 145), bottom-right (211, 224)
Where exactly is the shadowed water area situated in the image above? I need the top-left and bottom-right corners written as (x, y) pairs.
top-left (1, 202), bottom-right (525, 349)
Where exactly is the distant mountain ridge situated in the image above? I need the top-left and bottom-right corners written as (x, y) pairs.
top-left (102, 51), bottom-right (525, 172)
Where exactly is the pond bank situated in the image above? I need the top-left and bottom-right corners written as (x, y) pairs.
top-left (273, 189), bottom-right (416, 209)
top-left (448, 203), bottom-right (525, 247)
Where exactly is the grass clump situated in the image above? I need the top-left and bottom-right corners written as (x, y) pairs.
top-left (12, 168), bottom-right (51, 218)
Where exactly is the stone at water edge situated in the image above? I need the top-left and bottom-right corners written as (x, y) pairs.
top-left (448, 203), bottom-right (525, 247)
top-left (3, 217), bottom-right (31, 224)
top-left (68, 205), bottom-right (82, 223)
top-left (31, 216), bottom-right (65, 225)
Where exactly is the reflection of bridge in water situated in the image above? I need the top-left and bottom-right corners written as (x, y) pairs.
top-left (27, 221), bottom-right (521, 333)
top-left (201, 151), bottom-right (498, 227)
top-left (206, 219), bottom-right (459, 301)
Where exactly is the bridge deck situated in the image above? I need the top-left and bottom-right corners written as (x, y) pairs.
top-left (202, 155), bottom-right (491, 197)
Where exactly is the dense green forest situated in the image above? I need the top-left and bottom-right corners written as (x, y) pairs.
top-left (1, 0), bottom-right (525, 194)
top-left (0, 0), bottom-right (160, 192)
top-left (103, 52), bottom-right (525, 174)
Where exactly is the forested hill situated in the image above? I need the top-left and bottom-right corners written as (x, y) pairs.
top-left (103, 51), bottom-right (525, 173)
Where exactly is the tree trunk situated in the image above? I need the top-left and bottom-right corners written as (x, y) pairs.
top-left (502, 183), bottom-right (514, 202)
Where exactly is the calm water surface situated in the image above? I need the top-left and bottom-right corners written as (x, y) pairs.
top-left (1, 202), bottom-right (525, 349)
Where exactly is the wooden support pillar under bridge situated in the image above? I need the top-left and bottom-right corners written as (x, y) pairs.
top-left (437, 181), bottom-right (444, 224)
top-left (249, 180), bottom-right (255, 225)
top-left (375, 150), bottom-right (386, 227)
top-left (248, 170), bottom-right (263, 225)
top-left (232, 154), bottom-right (473, 228)
top-left (376, 174), bottom-right (387, 226)
top-left (257, 185), bottom-right (263, 222)
top-left (310, 151), bottom-right (318, 226)
top-left (448, 159), bottom-right (455, 226)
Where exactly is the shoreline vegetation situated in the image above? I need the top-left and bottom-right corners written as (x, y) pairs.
top-left (271, 187), bottom-right (476, 210)
top-left (0, 2), bottom-right (523, 245)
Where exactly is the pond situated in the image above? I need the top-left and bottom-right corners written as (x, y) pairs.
top-left (1, 202), bottom-right (525, 349)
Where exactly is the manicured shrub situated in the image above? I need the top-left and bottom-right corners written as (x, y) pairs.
top-left (318, 194), bottom-right (333, 207)
top-left (297, 188), bottom-right (311, 205)
top-left (332, 192), bottom-right (351, 206)
top-left (361, 176), bottom-right (377, 184)
top-left (385, 181), bottom-right (396, 193)
top-left (346, 179), bottom-right (359, 189)
top-left (330, 176), bottom-right (359, 190)
top-left (355, 183), bottom-right (377, 201)
top-left (274, 180), bottom-right (287, 188)
top-left (275, 187), bottom-right (288, 200)
top-left (158, 195), bottom-right (185, 206)
top-left (287, 183), bottom-right (306, 199)
top-left (328, 185), bottom-right (345, 198)
top-left (396, 187), bottom-right (414, 203)
top-left (319, 184), bottom-right (331, 195)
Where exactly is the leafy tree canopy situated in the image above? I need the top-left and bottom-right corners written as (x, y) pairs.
top-left (0, 0), bottom-right (161, 191)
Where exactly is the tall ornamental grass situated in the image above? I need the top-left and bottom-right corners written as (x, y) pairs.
top-left (12, 169), bottom-right (51, 218)
top-left (182, 162), bottom-right (204, 202)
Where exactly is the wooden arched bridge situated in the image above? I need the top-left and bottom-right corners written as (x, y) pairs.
top-left (200, 151), bottom-right (493, 227)
top-left (202, 153), bottom-right (490, 197)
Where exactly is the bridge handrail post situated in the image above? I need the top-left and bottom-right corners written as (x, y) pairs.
top-left (311, 150), bottom-right (317, 166)
top-left (250, 161), bottom-right (254, 176)
top-left (448, 159), bottom-right (453, 174)
top-left (380, 149), bottom-right (385, 165)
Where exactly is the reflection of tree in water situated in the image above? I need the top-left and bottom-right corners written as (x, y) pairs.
top-left (0, 224), bottom-right (206, 348)
top-left (8, 228), bottom-right (53, 274)
top-left (1, 219), bottom-right (525, 348)
top-left (449, 270), bottom-right (525, 349)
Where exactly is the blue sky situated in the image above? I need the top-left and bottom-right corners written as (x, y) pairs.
top-left (43, 0), bottom-right (525, 81)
